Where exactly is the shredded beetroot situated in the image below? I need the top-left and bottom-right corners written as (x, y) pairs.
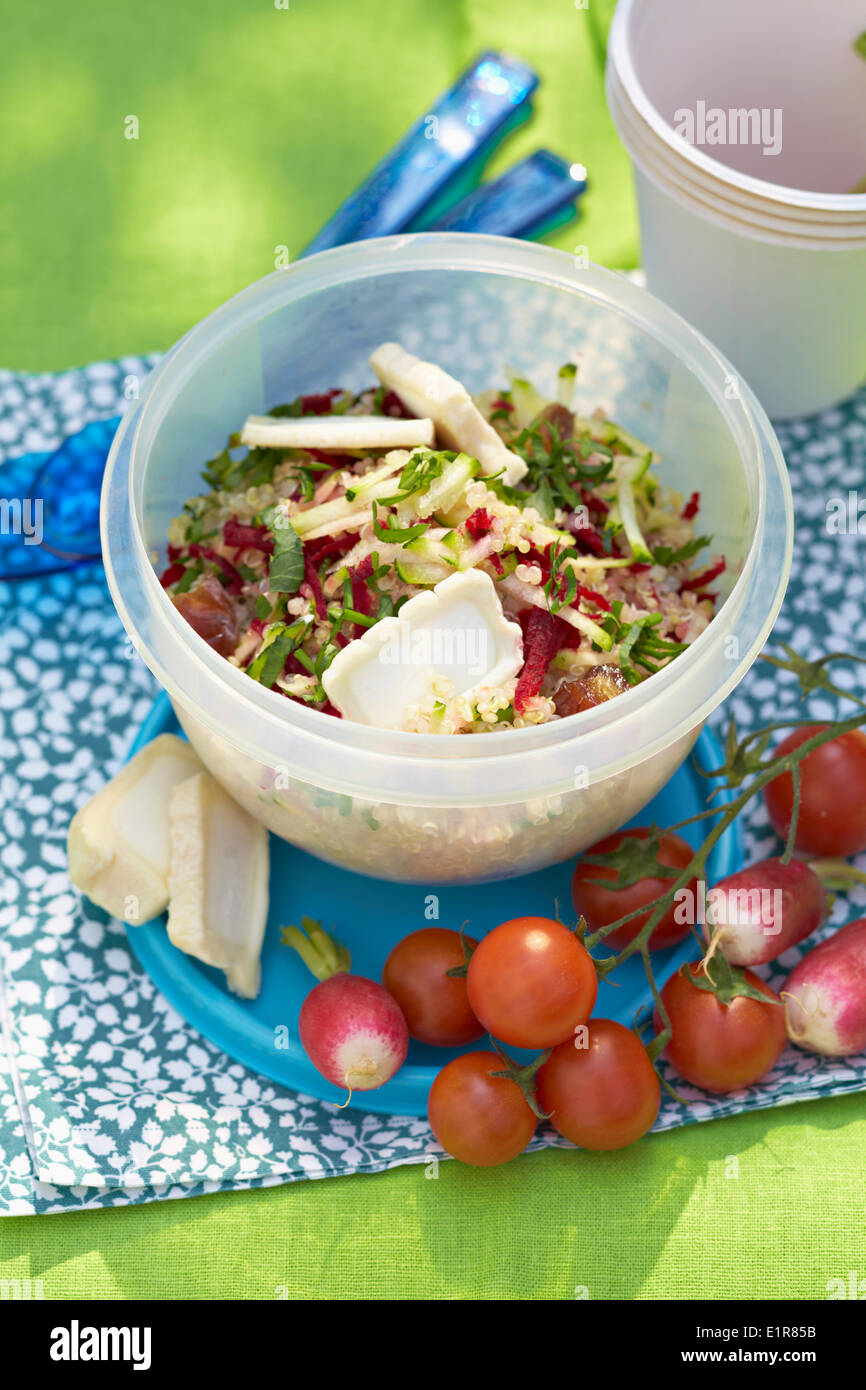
top-left (556, 620), bottom-right (583, 651)
top-left (223, 516), bottom-right (273, 554)
top-left (681, 491), bottom-right (700, 520)
top-left (250, 617), bottom-right (267, 636)
top-left (514, 609), bottom-right (562, 713)
top-left (629, 562), bottom-right (652, 574)
top-left (580, 486), bottom-right (609, 516)
top-left (488, 553), bottom-right (504, 576)
top-left (306, 448), bottom-right (356, 468)
top-left (490, 398), bottom-right (514, 413)
top-left (351, 554), bottom-right (375, 582)
top-left (186, 544), bottom-right (244, 594)
top-left (381, 390), bottom-right (412, 419)
top-left (349, 561), bottom-right (374, 639)
top-left (301, 555), bottom-right (328, 619)
top-left (680, 558), bottom-right (726, 592)
top-left (524, 545), bottom-right (552, 583)
top-left (304, 534), bottom-right (356, 566)
top-left (319, 700), bottom-right (343, 718)
top-left (300, 390), bottom-right (342, 414)
top-left (282, 651), bottom-right (309, 677)
top-left (160, 562), bottom-right (185, 589)
top-left (465, 507), bottom-right (494, 540)
top-left (575, 583), bottom-right (612, 613)
top-left (571, 524), bottom-right (607, 557)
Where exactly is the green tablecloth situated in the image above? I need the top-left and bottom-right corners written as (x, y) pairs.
top-left (0, 0), bottom-right (632, 370)
top-left (2, 0), bottom-right (863, 1302)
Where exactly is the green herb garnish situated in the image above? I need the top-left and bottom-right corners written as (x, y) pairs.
top-left (651, 535), bottom-right (711, 567)
top-left (259, 505), bottom-right (304, 593)
top-left (371, 502), bottom-right (430, 545)
top-left (247, 618), bottom-right (310, 688)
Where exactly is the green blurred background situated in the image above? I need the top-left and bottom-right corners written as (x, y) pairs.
top-left (3, 0), bottom-right (863, 1304)
top-left (0, 0), bottom-right (633, 371)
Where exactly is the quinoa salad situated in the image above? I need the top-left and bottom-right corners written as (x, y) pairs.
top-left (160, 344), bottom-right (725, 734)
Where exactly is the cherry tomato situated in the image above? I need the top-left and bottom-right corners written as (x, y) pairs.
top-left (172, 573), bottom-right (239, 657)
top-left (383, 928), bottom-right (483, 1047)
top-left (537, 1019), bottom-right (661, 1150)
top-left (571, 828), bottom-right (696, 951)
top-left (466, 916), bottom-right (598, 1049)
top-left (427, 1051), bottom-right (537, 1166)
top-left (654, 962), bottom-right (787, 1093)
top-left (763, 724), bottom-right (866, 857)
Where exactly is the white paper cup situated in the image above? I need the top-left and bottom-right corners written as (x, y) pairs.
top-left (632, 165), bottom-right (866, 418)
top-left (608, 70), bottom-right (866, 244)
top-left (610, 0), bottom-right (866, 209)
top-left (608, 0), bottom-right (866, 416)
top-left (608, 65), bottom-right (866, 238)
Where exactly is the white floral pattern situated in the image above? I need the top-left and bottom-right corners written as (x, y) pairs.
top-left (1, 361), bottom-right (866, 1215)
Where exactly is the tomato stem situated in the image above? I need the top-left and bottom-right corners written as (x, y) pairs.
top-left (581, 649), bottom-right (866, 1084)
top-left (488, 1041), bottom-right (552, 1121)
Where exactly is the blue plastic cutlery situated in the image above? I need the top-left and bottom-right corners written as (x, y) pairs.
top-left (429, 149), bottom-right (587, 238)
top-left (303, 51), bottom-right (539, 254)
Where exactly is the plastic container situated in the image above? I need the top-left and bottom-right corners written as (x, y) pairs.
top-left (101, 233), bottom-right (792, 884)
top-left (608, 0), bottom-right (866, 418)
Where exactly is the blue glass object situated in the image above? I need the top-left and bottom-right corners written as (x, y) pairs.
top-left (0, 416), bottom-right (120, 580)
top-left (427, 148), bottom-right (587, 239)
top-left (303, 51), bottom-right (539, 254)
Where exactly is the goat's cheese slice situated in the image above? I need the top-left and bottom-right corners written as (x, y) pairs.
top-left (167, 771), bottom-right (269, 999)
top-left (239, 414), bottom-right (435, 451)
top-left (322, 569), bottom-right (523, 729)
top-left (369, 342), bottom-right (528, 487)
top-left (67, 735), bottom-right (204, 924)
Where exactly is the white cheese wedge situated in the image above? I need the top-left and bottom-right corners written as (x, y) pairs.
top-left (369, 342), bottom-right (528, 487)
top-left (167, 772), bottom-right (269, 999)
top-left (67, 735), bottom-right (204, 924)
top-left (322, 569), bottom-right (523, 729)
top-left (239, 414), bottom-right (435, 451)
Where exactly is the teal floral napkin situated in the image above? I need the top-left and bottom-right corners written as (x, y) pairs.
top-left (1, 361), bottom-right (866, 1215)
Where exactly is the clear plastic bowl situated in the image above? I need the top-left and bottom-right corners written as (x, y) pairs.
top-left (101, 234), bottom-right (792, 884)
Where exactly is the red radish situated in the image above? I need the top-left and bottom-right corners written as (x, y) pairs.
top-left (282, 917), bottom-right (408, 1094)
top-left (299, 974), bottom-right (408, 1092)
top-left (782, 917), bottom-right (866, 1057)
top-left (702, 858), bottom-right (826, 967)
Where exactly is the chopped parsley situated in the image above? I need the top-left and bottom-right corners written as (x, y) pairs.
top-left (515, 420), bottom-right (614, 516)
top-left (246, 618), bottom-right (310, 688)
top-left (651, 535), bottom-right (711, 567)
top-left (601, 601), bottom-right (688, 684)
top-left (544, 543), bottom-right (580, 613)
top-left (259, 505), bottom-right (303, 593)
top-left (371, 501), bottom-right (430, 545)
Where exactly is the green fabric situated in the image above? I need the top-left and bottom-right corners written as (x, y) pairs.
top-left (2, 0), bottom-right (862, 1303)
top-left (0, 0), bottom-right (633, 371)
top-left (1, 1093), bottom-right (863, 1299)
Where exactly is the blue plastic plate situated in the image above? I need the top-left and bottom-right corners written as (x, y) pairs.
top-left (125, 693), bottom-right (742, 1115)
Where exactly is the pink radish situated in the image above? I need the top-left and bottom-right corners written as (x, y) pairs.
top-left (782, 917), bottom-right (866, 1057)
top-left (283, 917), bottom-right (408, 1094)
top-left (702, 858), bottom-right (825, 967)
top-left (300, 975), bottom-right (408, 1092)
